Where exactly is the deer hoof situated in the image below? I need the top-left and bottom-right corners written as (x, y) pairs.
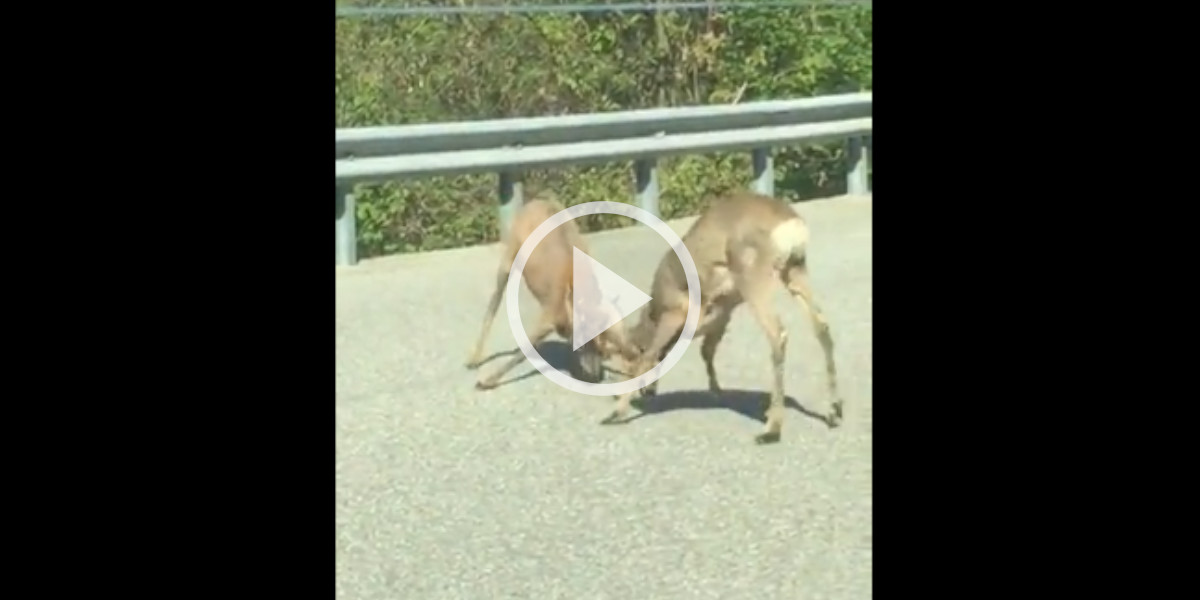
top-left (826, 403), bottom-right (844, 428)
top-left (754, 431), bottom-right (781, 445)
top-left (599, 411), bottom-right (626, 425)
top-left (475, 379), bottom-right (497, 391)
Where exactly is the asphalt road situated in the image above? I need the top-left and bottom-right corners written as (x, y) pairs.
top-left (336, 193), bottom-right (873, 600)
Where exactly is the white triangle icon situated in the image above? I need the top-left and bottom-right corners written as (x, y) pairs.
top-left (572, 247), bottom-right (652, 352)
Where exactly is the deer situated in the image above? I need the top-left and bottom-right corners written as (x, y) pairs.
top-left (466, 192), bottom-right (637, 390)
top-left (600, 190), bottom-right (842, 445)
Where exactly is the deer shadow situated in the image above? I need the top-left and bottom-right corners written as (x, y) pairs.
top-left (622, 388), bottom-right (834, 428)
top-left (476, 340), bottom-right (577, 388)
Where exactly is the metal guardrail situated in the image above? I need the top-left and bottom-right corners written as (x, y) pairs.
top-left (336, 92), bottom-right (871, 158)
top-left (335, 94), bottom-right (873, 266)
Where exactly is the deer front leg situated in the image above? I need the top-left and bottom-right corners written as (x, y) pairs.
top-left (475, 312), bottom-right (555, 390)
top-left (600, 310), bottom-right (685, 425)
top-left (698, 305), bottom-right (733, 394)
top-left (466, 269), bottom-right (510, 370)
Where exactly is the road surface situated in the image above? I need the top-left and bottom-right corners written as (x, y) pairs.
top-left (336, 193), bottom-right (873, 599)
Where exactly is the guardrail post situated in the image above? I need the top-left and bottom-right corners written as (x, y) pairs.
top-left (634, 158), bottom-right (659, 218)
top-left (846, 136), bottom-right (870, 195)
top-left (498, 171), bottom-right (523, 242)
top-left (751, 148), bottom-right (774, 197)
top-left (867, 135), bottom-right (873, 189)
top-left (335, 185), bottom-right (357, 266)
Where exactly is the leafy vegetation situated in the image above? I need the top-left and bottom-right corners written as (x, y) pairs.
top-left (336, 4), bottom-right (872, 257)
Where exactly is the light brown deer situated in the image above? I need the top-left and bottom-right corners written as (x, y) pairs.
top-left (602, 191), bottom-right (842, 444)
top-left (466, 194), bottom-right (636, 389)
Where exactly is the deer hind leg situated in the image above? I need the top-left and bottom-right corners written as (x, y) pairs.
top-left (466, 267), bottom-right (511, 370)
top-left (738, 268), bottom-right (788, 445)
top-left (475, 310), bottom-right (557, 391)
top-left (783, 259), bottom-right (842, 427)
top-left (601, 309), bottom-right (686, 425)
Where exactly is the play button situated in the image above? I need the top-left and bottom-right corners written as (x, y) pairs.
top-left (506, 201), bottom-right (702, 397)
top-left (571, 247), bottom-right (652, 352)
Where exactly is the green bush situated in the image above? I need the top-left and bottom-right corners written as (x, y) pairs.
top-left (335, 4), bottom-right (872, 258)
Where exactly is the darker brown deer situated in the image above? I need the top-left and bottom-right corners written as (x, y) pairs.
top-left (467, 194), bottom-right (635, 389)
top-left (602, 191), bottom-right (842, 444)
